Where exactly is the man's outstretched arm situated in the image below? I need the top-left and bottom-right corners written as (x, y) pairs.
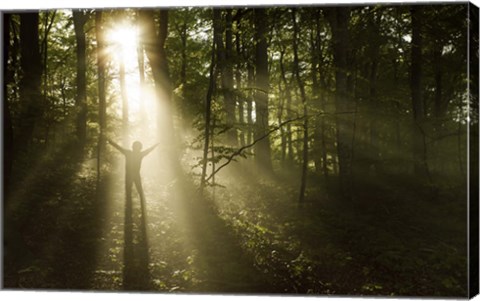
top-left (107, 139), bottom-right (128, 155)
top-left (141, 143), bottom-right (160, 157)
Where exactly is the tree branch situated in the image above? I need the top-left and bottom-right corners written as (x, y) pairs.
top-left (203, 110), bottom-right (358, 184)
top-left (205, 115), bottom-right (305, 183)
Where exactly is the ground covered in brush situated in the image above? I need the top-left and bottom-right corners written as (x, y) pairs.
top-left (3, 151), bottom-right (467, 297)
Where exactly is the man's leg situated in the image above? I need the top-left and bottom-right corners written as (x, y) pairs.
top-left (126, 176), bottom-right (133, 201)
top-left (134, 176), bottom-right (145, 203)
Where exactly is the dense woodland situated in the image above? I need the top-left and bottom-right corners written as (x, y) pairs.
top-left (2, 4), bottom-right (478, 296)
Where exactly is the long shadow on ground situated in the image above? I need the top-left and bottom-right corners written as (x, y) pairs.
top-left (166, 169), bottom-right (275, 294)
top-left (122, 182), bottom-right (151, 291)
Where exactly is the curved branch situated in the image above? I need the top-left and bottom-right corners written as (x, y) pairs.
top-left (203, 110), bottom-right (358, 184)
top-left (205, 116), bottom-right (305, 183)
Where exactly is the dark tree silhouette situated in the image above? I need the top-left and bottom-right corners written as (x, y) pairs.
top-left (3, 13), bottom-right (14, 199)
top-left (410, 6), bottom-right (429, 178)
top-left (18, 12), bottom-right (42, 148)
top-left (253, 8), bottom-right (272, 172)
top-left (73, 10), bottom-right (88, 144)
top-left (326, 7), bottom-right (354, 196)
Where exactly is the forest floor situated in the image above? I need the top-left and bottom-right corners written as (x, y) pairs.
top-left (3, 150), bottom-right (468, 297)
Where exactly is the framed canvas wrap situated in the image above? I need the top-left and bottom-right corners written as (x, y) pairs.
top-left (1, 0), bottom-right (479, 298)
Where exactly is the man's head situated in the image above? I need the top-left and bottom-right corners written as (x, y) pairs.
top-left (132, 141), bottom-right (143, 152)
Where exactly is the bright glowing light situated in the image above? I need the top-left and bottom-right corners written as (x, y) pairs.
top-left (106, 23), bottom-right (157, 128)
top-left (107, 25), bottom-right (138, 61)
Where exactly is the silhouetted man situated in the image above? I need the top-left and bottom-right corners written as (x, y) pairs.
top-left (108, 139), bottom-right (159, 200)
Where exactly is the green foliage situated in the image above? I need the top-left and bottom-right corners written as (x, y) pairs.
top-left (4, 3), bottom-right (471, 296)
top-left (208, 173), bottom-right (467, 296)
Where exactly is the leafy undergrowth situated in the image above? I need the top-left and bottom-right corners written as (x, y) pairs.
top-left (4, 147), bottom-right (103, 290)
top-left (4, 155), bottom-right (467, 297)
top-left (212, 172), bottom-right (467, 297)
top-left (4, 156), bottom-right (271, 293)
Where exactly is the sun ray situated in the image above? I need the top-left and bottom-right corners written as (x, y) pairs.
top-left (106, 23), bottom-right (157, 124)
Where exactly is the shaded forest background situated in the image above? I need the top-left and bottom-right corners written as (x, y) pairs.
top-left (2, 3), bottom-right (478, 297)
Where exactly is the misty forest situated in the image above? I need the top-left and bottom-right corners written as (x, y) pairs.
top-left (3, 3), bottom-right (478, 297)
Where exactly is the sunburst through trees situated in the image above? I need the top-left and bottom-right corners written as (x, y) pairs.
top-left (2, 4), bottom-right (478, 297)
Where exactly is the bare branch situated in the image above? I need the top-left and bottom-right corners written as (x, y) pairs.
top-left (205, 115), bottom-right (305, 183)
top-left (203, 110), bottom-right (358, 184)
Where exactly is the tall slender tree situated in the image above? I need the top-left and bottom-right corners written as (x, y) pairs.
top-left (136, 10), bottom-right (147, 125)
top-left (200, 10), bottom-right (217, 191)
top-left (367, 8), bottom-right (381, 170)
top-left (18, 12), bottom-right (42, 148)
top-left (235, 16), bottom-right (246, 147)
top-left (253, 8), bottom-right (272, 172)
top-left (72, 10), bottom-right (88, 145)
top-left (326, 7), bottom-right (354, 195)
top-left (4, 13), bottom-right (14, 199)
top-left (224, 9), bottom-right (236, 145)
top-left (95, 10), bottom-right (107, 182)
top-left (410, 6), bottom-right (429, 177)
top-left (119, 45), bottom-right (129, 134)
top-left (291, 9), bottom-right (309, 204)
top-left (139, 9), bottom-right (173, 144)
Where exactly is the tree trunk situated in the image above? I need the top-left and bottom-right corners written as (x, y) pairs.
top-left (431, 43), bottom-right (443, 172)
top-left (158, 10), bottom-right (170, 80)
top-left (368, 9), bottom-right (381, 171)
top-left (18, 12), bottom-right (42, 148)
top-left (243, 25), bottom-right (254, 147)
top-left (326, 7), bottom-right (354, 196)
top-left (253, 8), bottom-right (272, 172)
top-left (96, 10), bottom-right (107, 183)
top-left (410, 7), bottom-right (429, 177)
top-left (136, 11), bottom-right (147, 125)
top-left (278, 51), bottom-right (287, 164)
top-left (211, 118), bottom-right (217, 189)
top-left (315, 11), bottom-right (329, 180)
top-left (113, 10), bottom-right (128, 141)
top-left (9, 15), bottom-right (20, 103)
top-left (200, 14), bottom-right (217, 191)
top-left (180, 21), bottom-right (187, 87)
top-left (433, 44), bottom-right (445, 125)
top-left (224, 9), bottom-right (236, 145)
top-left (73, 10), bottom-right (88, 145)
top-left (119, 50), bottom-right (129, 134)
top-left (235, 22), bottom-right (246, 147)
top-left (246, 62), bottom-right (254, 146)
top-left (139, 9), bottom-right (173, 147)
top-left (213, 9), bottom-right (236, 146)
top-left (286, 94), bottom-right (294, 163)
top-left (291, 9), bottom-right (309, 205)
top-left (393, 58), bottom-right (402, 150)
top-left (4, 13), bottom-right (14, 199)
top-left (176, 20), bottom-right (187, 125)
top-left (41, 11), bottom-right (56, 145)
top-left (310, 9), bottom-right (322, 174)
top-left (279, 48), bottom-right (294, 165)
top-left (320, 93), bottom-right (329, 180)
